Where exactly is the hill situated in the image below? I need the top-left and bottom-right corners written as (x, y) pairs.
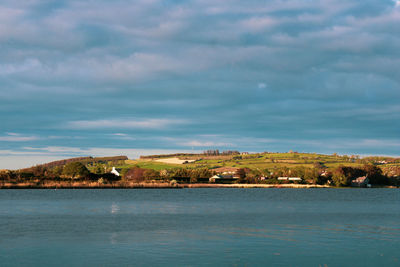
top-left (117, 152), bottom-right (400, 173)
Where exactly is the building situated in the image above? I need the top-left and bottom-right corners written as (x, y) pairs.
top-left (278, 177), bottom-right (302, 181)
top-left (320, 171), bottom-right (329, 177)
top-left (111, 167), bottom-right (122, 176)
top-left (209, 174), bottom-right (237, 184)
top-left (351, 176), bottom-right (370, 187)
top-left (212, 167), bottom-right (241, 179)
top-left (210, 174), bottom-right (223, 181)
top-left (213, 167), bottom-right (239, 174)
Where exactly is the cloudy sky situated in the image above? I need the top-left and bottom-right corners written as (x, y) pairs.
top-left (1, 0), bottom-right (400, 169)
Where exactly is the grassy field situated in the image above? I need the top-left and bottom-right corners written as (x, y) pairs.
top-left (117, 160), bottom-right (182, 171)
top-left (111, 152), bottom-right (396, 172)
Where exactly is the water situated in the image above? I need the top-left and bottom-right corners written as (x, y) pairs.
top-left (0, 188), bottom-right (399, 266)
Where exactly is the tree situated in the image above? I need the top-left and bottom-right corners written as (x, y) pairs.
top-left (143, 169), bottom-right (160, 180)
top-left (274, 166), bottom-right (290, 177)
top-left (313, 162), bottom-right (325, 170)
top-left (32, 165), bottom-right (47, 177)
top-left (125, 167), bottom-right (146, 182)
top-left (189, 168), bottom-right (211, 183)
top-left (236, 168), bottom-right (246, 179)
top-left (172, 168), bottom-right (191, 178)
top-left (93, 164), bottom-right (105, 174)
top-left (291, 166), bottom-right (306, 178)
top-left (332, 167), bottom-right (348, 186)
top-left (363, 164), bottom-right (387, 184)
top-left (119, 168), bottom-right (129, 178)
top-left (62, 162), bottom-right (90, 178)
top-left (304, 168), bottom-right (320, 184)
top-left (331, 166), bottom-right (365, 186)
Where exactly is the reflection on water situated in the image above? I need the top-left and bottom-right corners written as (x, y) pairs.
top-left (0, 188), bottom-right (399, 266)
top-left (110, 203), bottom-right (119, 214)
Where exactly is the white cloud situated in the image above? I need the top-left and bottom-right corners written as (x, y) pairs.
top-left (181, 140), bottom-right (234, 147)
top-left (0, 58), bottom-right (42, 75)
top-left (101, 53), bottom-right (188, 81)
top-left (281, 138), bottom-right (400, 149)
top-left (6, 132), bottom-right (19, 136)
top-left (0, 133), bottom-right (38, 142)
top-left (240, 16), bottom-right (277, 32)
top-left (67, 118), bottom-right (186, 129)
top-left (0, 156), bottom-right (68, 170)
top-left (258, 83), bottom-right (267, 89)
top-left (109, 133), bottom-right (136, 140)
top-left (0, 149), bottom-right (47, 155)
top-left (168, 136), bottom-right (276, 148)
top-left (111, 133), bottom-right (128, 136)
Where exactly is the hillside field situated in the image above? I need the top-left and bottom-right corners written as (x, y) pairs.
top-left (112, 152), bottom-right (399, 173)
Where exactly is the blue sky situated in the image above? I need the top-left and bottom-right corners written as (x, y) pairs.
top-left (1, 0), bottom-right (399, 169)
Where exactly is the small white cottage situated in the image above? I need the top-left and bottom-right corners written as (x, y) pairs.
top-left (111, 167), bottom-right (121, 176)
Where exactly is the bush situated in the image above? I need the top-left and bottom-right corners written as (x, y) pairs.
top-left (363, 164), bottom-right (387, 185)
top-left (332, 167), bottom-right (350, 186)
top-left (62, 162), bottom-right (90, 178)
top-left (125, 167), bottom-right (146, 182)
top-left (144, 169), bottom-right (160, 180)
top-left (331, 166), bottom-right (365, 186)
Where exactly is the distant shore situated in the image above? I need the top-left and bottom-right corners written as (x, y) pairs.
top-left (1, 182), bottom-right (396, 189)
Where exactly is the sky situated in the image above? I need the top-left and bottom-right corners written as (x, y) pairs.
top-left (1, 0), bottom-right (400, 169)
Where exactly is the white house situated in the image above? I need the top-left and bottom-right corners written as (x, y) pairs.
top-left (351, 176), bottom-right (369, 187)
top-left (278, 177), bottom-right (302, 181)
top-left (111, 167), bottom-right (121, 176)
top-left (209, 174), bottom-right (223, 182)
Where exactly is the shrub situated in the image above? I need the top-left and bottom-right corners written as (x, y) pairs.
top-left (144, 169), bottom-right (160, 180)
top-left (125, 167), bottom-right (146, 182)
top-left (363, 164), bottom-right (387, 185)
top-left (62, 162), bottom-right (90, 178)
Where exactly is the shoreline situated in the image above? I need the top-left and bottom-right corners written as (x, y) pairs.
top-left (0, 182), bottom-right (396, 189)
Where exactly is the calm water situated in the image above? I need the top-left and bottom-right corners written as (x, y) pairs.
top-left (0, 188), bottom-right (399, 266)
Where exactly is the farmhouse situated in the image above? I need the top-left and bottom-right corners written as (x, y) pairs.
top-left (210, 174), bottom-right (223, 180)
top-left (212, 167), bottom-right (241, 179)
top-left (111, 167), bottom-right (122, 176)
top-left (351, 176), bottom-right (369, 187)
top-left (209, 174), bottom-right (237, 184)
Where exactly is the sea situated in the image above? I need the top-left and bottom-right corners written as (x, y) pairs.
top-left (0, 188), bottom-right (399, 266)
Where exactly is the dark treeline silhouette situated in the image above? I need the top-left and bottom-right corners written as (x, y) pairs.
top-left (203, 150), bottom-right (240, 156)
top-left (140, 151), bottom-right (241, 159)
top-left (140, 153), bottom-right (200, 159)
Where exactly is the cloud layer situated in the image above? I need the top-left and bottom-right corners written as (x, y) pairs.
top-left (0, 0), bottom-right (399, 168)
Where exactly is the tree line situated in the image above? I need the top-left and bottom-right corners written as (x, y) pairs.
top-left (1, 161), bottom-right (399, 187)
